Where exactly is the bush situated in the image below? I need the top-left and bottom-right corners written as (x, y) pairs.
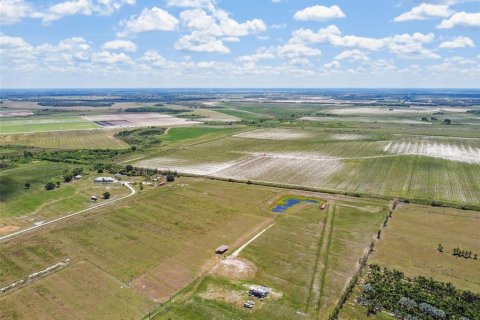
top-left (45, 182), bottom-right (56, 190)
top-left (103, 191), bottom-right (110, 199)
top-left (24, 182), bottom-right (30, 189)
top-left (166, 174), bottom-right (175, 182)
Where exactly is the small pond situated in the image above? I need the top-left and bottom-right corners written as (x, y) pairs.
top-left (271, 197), bottom-right (319, 213)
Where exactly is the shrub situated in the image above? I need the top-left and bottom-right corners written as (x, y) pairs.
top-left (103, 191), bottom-right (110, 199)
top-left (166, 174), bottom-right (175, 182)
top-left (45, 182), bottom-right (56, 190)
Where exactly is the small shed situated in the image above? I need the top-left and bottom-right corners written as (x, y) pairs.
top-left (91, 195), bottom-right (98, 201)
top-left (74, 175), bottom-right (82, 180)
top-left (215, 245), bottom-right (229, 254)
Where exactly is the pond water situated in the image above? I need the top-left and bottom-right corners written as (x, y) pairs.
top-left (271, 197), bottom-right (319, 213)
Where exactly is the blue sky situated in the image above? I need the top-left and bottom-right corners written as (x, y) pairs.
top-left (0, 0), bottom-right (479, 88)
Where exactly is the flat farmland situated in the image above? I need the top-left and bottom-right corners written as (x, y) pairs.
top-left (0, 129), bottom-right (128, 149)
top-left (0, 161), bottom-right (130, 231)
top-left (0, 260), bottom-right (151, 320)
top-left (0, 178), bottom-right (279, 319)
top-left (0, 116), bottom-right (99, 134)
top-left (338, 204), bottom-right (480, 319)
top-left (155, 195), bottom-right (387, 320)
top-left (136, 128), bottom-right (480, 207)
top-left (369, 205), bottom-right (480, 292)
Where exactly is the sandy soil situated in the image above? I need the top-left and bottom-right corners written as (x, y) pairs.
top-left (0, 226), bottom-right (20, 235)
top-left (233, 129), bottom-right (313, 140)
top-left (211, 258), bottom-right (257, 280)
top-left (384, 140), bottom-right (480, 164)
top-left (83, 113), bottom-right (200, 128)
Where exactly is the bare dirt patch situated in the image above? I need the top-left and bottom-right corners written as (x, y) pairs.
top-left (0, 225), bottom-right (20, 235)
top-left (83, 113), bottom-right (200, 128)
top-left (233, 129), bottom-right (312, 140)
top-left (211, 258), bottom-right (257, 280)
top-left (384, 140), bottom-right (480, 164)
top-left (199, 284), bottom-right (245, 306)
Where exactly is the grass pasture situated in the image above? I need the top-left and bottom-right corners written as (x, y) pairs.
top-left (369, 205), bottom-right (480, 292)
top-left (0, 260), bottom-right (151, 320)
top-left (0, 178), bottom-right (279, 319)
top-left (155, 195), bottom-right (388, 320)
top-left (0, 129), bottom-right (128, 149)
top-left (0, 116), bottom-right (99, 134)
top-left (339, 204), bottom-right (480, 320)
top-left (0, 161), bottom-right (130, 229)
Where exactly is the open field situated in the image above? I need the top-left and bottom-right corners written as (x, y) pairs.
top-left (136, 128), bottom-right (480, 207)
top-left (0, 161), bottom-right (130, 230)
top-left (83, 113), bottom-right (200, 128)
top-left (0, 178), bottom-right (281, 319)
top-left (154, 194), bottom-right (387, 320)
top-left (0, 116), bottom-right (99, 134)
top-left (179, 108), bottom-right (241, 122)
top-left (0, 129), bottom-right (129, 149)
top-left (369, 205), bottom-right (480, 292)
top-left (0, 260), bottom-right (151, 320)
top-left (339, 204), bottom-right (480, 319)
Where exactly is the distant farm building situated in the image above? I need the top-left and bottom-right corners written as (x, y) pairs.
top-left (91, 195), bottom-right (98, 201)
top-left (94, 177), bottom-right (116, 184)
top-left (74, 175), bottom-right (82, 180)
top-left (215, 245), bottom-right (229, 254)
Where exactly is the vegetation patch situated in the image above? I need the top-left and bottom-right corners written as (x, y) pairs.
top-left (357, 265), bottom-right (479, 320)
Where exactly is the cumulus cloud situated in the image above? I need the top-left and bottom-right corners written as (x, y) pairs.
top-left (102, 39), bottom-right (137, 52)
top-left (277, 42), bottom-right (321, 58)
top-left (92, 51), bottom-right (133, 64)
top-left (334, 49), bottom-right (369, 62)
top-left (394, 3), bottom-right (452, 22)
top-left (293, 5), bottom-right (345, 22)
top-left (0, 0), bottom-right (31, 24)
top-left (173, 2), bottom-right (266, 54)
top-left (36, 0), bottom-right (136, 23)
top-left (439, 36), bottom-right (475, 48)
top-left (118, 7), bottom-right (179, 37)
top-left (437, 11), bottom-right (480, 28)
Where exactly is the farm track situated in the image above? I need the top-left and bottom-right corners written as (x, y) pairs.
top-left (0, 182), bottom-right (136, 244)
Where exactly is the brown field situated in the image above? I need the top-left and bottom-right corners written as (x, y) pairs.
top-left (83, 113), bottom-right (201, 128)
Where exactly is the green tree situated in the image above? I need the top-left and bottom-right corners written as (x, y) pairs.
top-left (45, 182), bottom-right (56, 190)
top-left (444, 119), bottom-right (452, 125)
top-left (166, 174), bottom-right (175, 182)
top-left (24, 182), bottom-right (30, 189)
top-left (103, 191), bottom-right (110, 199)
top-left (438, 244), bottom-right (443, 253)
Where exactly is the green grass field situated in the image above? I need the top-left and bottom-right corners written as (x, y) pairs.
top-left (0, 130), bottom-right (128, 149)
top-left (0, 116), bottom-right (99, 134)
top-left (154, 194), bottom-right (387, 320)
top-left (0, 178), bottom-right (280, 319)
top-left (339, 204), bottom-right (480, 319)
top-left (0, 161), bottom-right (130, 230)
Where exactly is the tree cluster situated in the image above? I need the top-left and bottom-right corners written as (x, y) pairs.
top-left (62, 167), bottom-right (84, 182)
top-left (452, 247), bottom-right (478, 260)
top-left (357, 265), bottom-right (479, 320)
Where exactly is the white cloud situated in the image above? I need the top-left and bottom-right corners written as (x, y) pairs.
top-left (294, 5), bottom-right (345, 22)
top-left (36, 0), bottom-right (136, 23)
top-left (174, 3), bottom-right (266, 53)
top-left (394, 3), bottom-right (452, 22)
top-left (118, 7), bottom-right (179, 37)
top-left (0, 0), bottom-right (31, 24)
top-left (102, 39), bottom-right (137, 52)
top-left (92, 51), bottom-right (133, 64)
top-left (277, 42), bottom-right (321, 58)
top-left (139, 49), bottom-right (167, 66)
top-left (439, 36), bottom-right (475, 48)
top-left (334, 49), bottom-right (369, 62)
top-left (437, 11), bottom-right (480, 28)
top-left (237, 48), bottom-right (275, 63)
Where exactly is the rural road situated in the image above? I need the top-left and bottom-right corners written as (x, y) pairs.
top-left (0, 182), bottom-right (136, 244)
